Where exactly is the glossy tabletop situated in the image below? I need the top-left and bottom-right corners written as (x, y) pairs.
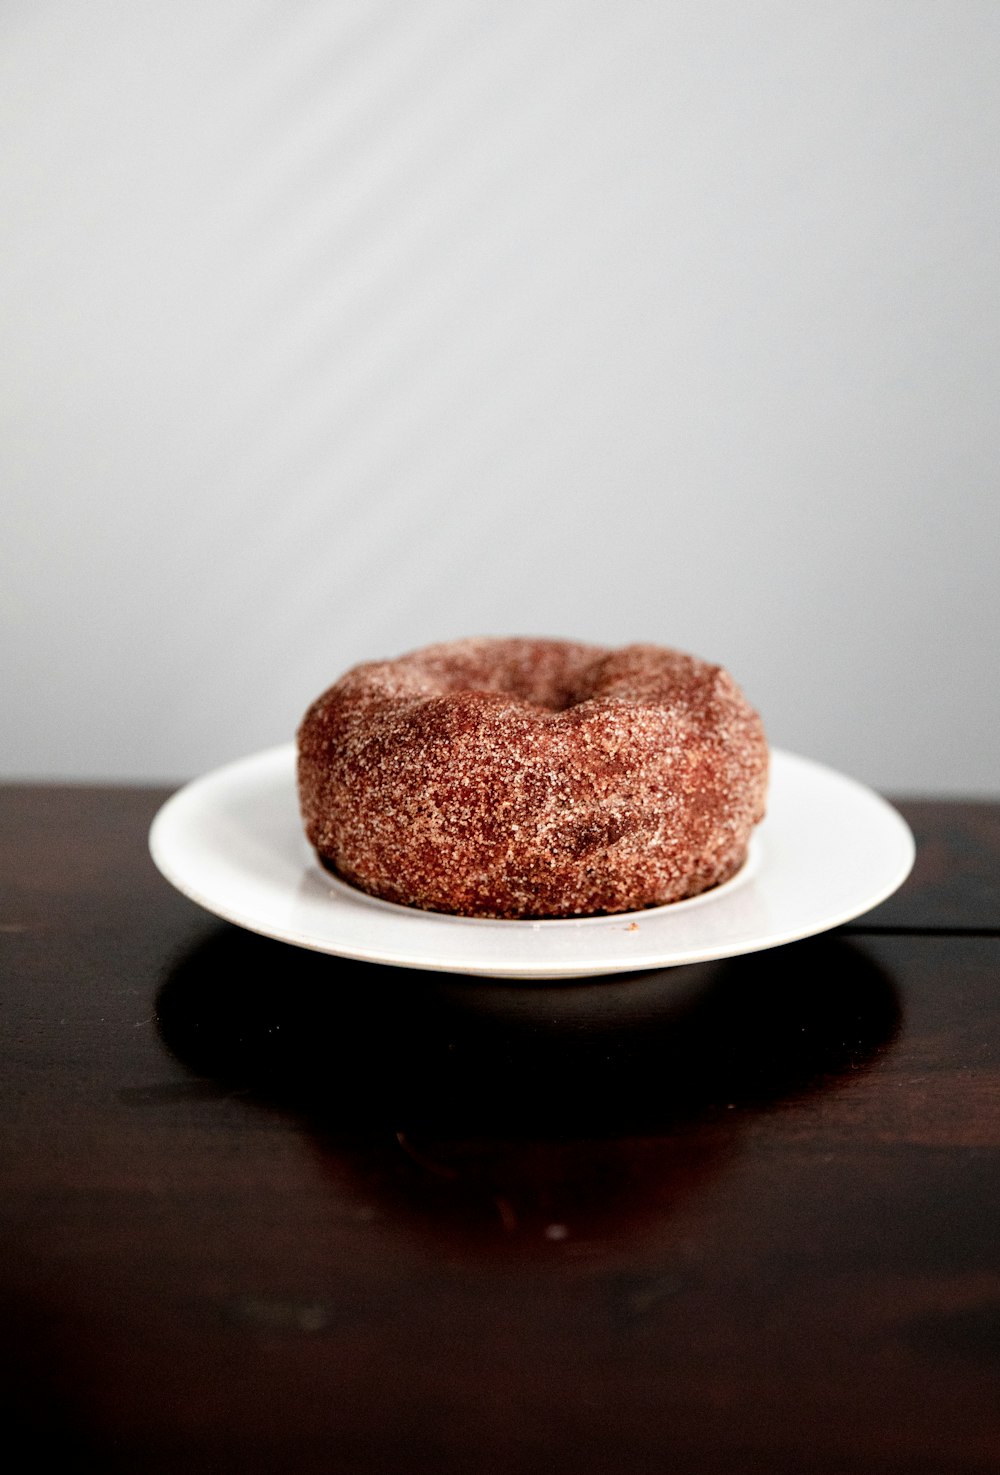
top-left (1, 786), bottom-right (999, 1474)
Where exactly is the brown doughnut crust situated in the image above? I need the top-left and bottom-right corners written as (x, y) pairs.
top-left (297, 637), bottom-right (769, 920)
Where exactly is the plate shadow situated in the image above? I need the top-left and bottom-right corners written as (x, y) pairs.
top-left (154, 932), bottom-right (901, 1251)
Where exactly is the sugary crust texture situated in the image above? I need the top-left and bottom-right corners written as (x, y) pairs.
top-left (297, 637), bottom-right (769, 919)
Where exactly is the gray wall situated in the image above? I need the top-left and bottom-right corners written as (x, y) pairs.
top-left (2, 1), bottom-right (998, 793)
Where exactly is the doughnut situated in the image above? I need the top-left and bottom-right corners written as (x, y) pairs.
top-left (297, 637), bottom-right (768, 919)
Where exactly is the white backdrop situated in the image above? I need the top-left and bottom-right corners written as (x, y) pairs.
top-left (2, 1), bottom-right (998, 792)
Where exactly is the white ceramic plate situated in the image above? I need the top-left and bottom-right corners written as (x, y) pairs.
top-left (149, 745), bottom-right (914, 980)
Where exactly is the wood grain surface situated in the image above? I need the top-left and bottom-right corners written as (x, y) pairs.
top-left (1, 787), bottom-right (999, 1474)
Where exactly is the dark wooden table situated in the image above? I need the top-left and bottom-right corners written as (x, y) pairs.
top-left (2, 787), bottom-right (999, 1474)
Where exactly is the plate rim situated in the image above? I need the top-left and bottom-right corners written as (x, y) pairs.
top-left (149, 744), bottom-right (915, 979)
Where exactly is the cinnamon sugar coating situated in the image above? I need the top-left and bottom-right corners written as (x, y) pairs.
top-left (297, 638), bottom-right (769, 919)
